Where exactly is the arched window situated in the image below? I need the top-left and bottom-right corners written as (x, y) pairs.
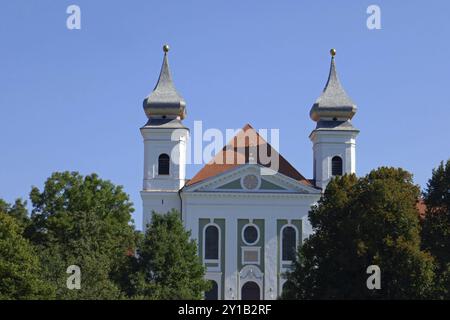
top-left (158, 154), bottom-right (170, 175)
top-left (205, 280), bottom-right (218, 300)
top-left (204, 225), bottom-right (219, 260)
top-left (282, 226), bottom-right (297, 262)
top-left (331, 156), bottom-right (343, 176)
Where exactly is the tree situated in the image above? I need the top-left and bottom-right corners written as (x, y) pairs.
top-left (26, 171), bottom-right (137, 299)
top-left (0, 198), bottom-right (30, 229)
top-left (421, 160), bottom-right (450, 299)
top-left (282, 168), bottom-right (435, 300)
top-left (0, 204), bottom-right (54, 299)
top-left (124, 210), bottom-right (210, 300)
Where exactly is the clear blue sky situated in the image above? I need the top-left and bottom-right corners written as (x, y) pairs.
top-left (1, 1), bottom-right (449, 230)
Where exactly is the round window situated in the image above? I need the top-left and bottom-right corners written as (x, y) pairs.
top-left (243, 225), bottom-right (259, 245)
top-left (242, 174), bottom-right (259, 190)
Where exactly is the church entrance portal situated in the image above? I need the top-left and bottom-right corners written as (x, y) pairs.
top-left (241, 281), bottom-right (261, 300)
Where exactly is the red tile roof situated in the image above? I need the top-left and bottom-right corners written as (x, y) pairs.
top-left (417, 199), bottom-right (427, 220)
top-left (186, 124), bottom-right (313, 187)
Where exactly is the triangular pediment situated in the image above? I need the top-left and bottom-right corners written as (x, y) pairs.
top-left (183, 164), bottom-right (320, 194)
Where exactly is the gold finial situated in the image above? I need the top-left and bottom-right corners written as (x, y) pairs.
top-left (163, 44), bottom-right (170, 53)
top-left (330, 48), bottom-right (336, 57)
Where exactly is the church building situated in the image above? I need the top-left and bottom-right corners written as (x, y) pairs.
top-left (139, 45), bottom-right (359, 300)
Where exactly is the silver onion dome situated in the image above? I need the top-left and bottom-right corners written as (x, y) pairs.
top-left (143, 45), bottom-right (186, 120)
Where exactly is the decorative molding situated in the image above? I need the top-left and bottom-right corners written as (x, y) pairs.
top-left (241, 174), bottom-right (261, 190)
top-left (184, 191), bottom-right (320, 199)
top-left (239, 265), bottom-right (264, 281)
top-left (239, 265), bottom-right (264, 300)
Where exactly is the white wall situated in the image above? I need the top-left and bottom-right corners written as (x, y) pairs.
top-left (140, 125), bottom-right (188, 228)
top-left (141, 127), bottom-right (188, 191)
top-left (310, 130), bottom-right (358, 189)
top-left (182, 192), bottom-right (320, 300)
top-left (141, 191), bottom-right (181, 228)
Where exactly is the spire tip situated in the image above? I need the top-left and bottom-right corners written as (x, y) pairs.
top-left (330, 48), bottom-right (336, 58)
top-left (163, 44), bottom-right (170, 53)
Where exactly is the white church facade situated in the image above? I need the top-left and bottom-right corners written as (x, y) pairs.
top-left (140, 46), bottom-right (359, 300)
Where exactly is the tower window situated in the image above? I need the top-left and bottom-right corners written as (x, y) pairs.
top-left (331, 156), bottom-right (343, 176)
top-left (158, 154), bottom-right (170, 175)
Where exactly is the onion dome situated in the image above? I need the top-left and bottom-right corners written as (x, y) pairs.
top-left (310, 49), bottom-right (357, 122)
top-left (143, 45), bottom-right (186, 120)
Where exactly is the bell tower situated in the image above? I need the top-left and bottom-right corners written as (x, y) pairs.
top-left (140, 45), bottom-right (188, 228)
top-left (309, 49), bottom-right (359, 190)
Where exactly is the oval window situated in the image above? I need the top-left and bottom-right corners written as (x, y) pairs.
top-left (243, 225), bottom-right (259, 245)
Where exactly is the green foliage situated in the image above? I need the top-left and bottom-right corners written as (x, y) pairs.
top-left (0, 198), bottom-right (30, 229)
top-left (0, 208), bottom-right (54, 299)
top-left (123, 210), bottom-right (209, 300)
top-left (282, 168), bottom-right (435, 300)
top-left (1, 172), bottom-right (208, 300)
top-left (421, 160), bottom-right (450, 299)
top-left (26, 171), bottom-right (137, 299)
top-left (3, 163), bottom-right (446, 300)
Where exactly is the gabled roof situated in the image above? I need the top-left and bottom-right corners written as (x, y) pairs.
top-left (186, 124), bottom-right (313, 187)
